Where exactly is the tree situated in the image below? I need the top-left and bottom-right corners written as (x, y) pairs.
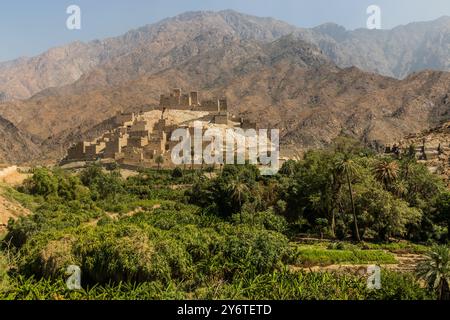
top-left (80, 164), bottom-right (124, 200)
top-left (27, 168), bottom-right (58, 198)
top-left (354, 181), bottom-right (422, 241)
top-left (228, 176), bottom-right (250, 223)
top-left (80, 164), bottom-right (104, 186)
top-left (435, 192), bottom-right (450, 240)
top-left (155, 155), bottom-right (164, 171)
top-left (335, 156), bottom-right (361, 242)
top-left (315, 218), bottom-right (328, 239)
top-left (172, 167), bottom-right (183, 178)
top-left (373, 159), bottom-right (399, 190)
top-left (279, 160), bottom-right (297, 176)
top-left (416, 245), bottom-right (450, 300)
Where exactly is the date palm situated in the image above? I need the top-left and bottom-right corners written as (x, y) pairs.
top-left (228, 176), bottom-right (249, 223)
top-left (416, 245), bottom-right (450, 300)
top-left (335, 156), bottom-right (361, 242)
top-left (373, 159), bottom-right (399, 189)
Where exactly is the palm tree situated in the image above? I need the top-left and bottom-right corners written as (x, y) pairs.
top-left (279, 160), bottom-right (297, 176)
top-left (228, 176), bottom-right (249, 223)
top-left (416, 245), bottom-right (450, 300)
top-left (335, 156), bottom-right (361, 242)
top-left (373, 159), bottom-right (399, 189)
top-left (190, 148), bottom-right (195, 170)
top-left (155, 155), bottom-right (164, 171)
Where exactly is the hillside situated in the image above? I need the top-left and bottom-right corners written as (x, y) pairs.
top-left (386, 119), bottom-right (450, 184)
top-left (0, 10), bottom-right (297, 101)
top-left (1, 11), bottom-right (450, 102)
top-left (1, 35), bottom-right (450, 163)
top-left (295, 16), bottom-right (450, 79)
top-left (0, 116), bottom-right (40, 164)
top-left (0, 11), bottom-right (450, 163)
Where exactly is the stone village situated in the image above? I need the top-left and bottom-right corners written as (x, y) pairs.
top-left (64, 89), bottom-right (279, 171)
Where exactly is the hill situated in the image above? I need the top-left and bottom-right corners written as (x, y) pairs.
top-left (1, 11), bottom-right (450, 102)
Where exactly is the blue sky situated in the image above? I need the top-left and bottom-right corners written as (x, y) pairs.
top-left (1, 0), bottom-right (449, 62)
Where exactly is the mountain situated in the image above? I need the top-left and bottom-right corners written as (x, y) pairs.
top-left (1, 11), bottom-right (450, 102)
top-left (0, 116), bottom-right (40, 163)
top-left (1, 33), bottom-right (450, 163)
top-left (295, 16), bottom-right (450, 79)
top-left (1, 10), bottom-right (450, 163)
top-left (0, 36), bottom-right (331, 144)
top-left (0, 10), bottom-right (297, 101)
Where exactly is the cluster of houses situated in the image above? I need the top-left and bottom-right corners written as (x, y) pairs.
top-left (64, 89), bottom-right (259, 169)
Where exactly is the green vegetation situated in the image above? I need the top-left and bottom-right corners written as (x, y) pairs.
top-left (0, 270), bottom-right (433, 300)
top-left (291, 245), bottom-right (397, 266)
top-left (0, 251), bottom-right (9, 294)
top-left (416, 245), bottom-right (450, 300)
top-left (1, 138), bottom-right (449, 300)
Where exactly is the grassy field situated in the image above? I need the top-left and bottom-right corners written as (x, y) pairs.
top-left (290, 245), bottom-right (397, 266)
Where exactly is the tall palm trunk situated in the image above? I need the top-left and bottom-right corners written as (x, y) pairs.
top-left (238, 192), bottom-right (243, 224)
top-left (439, 278), bottom-right (450, 300)
top-left (331, 209), bottom-right (336, 238)
top-left (346, 171), bottom-right (360, 242)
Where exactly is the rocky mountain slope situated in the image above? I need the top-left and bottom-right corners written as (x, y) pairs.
top-left (1, 11), bottom-right (450, 102)
top-left (386, 119), bottom-right (450, 184)
top-left (0, 116), bottom-right (40, 163)
top-left (295, 16), bottom-right (450, 79)
top-left (1, 10), bottom-right (450, 164)
top-left (0, 10), bottom-right (297, 101)
top-left (1, 34), bottom-right (450, 163)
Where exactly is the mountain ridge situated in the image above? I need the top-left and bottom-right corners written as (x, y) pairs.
top-left (2, 11), bottom-right (450, 101)
top-left (1, 10), bottom-right (450, 163)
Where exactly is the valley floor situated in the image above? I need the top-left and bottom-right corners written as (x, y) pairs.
top-left (0, 159), bottom-right (447, 300)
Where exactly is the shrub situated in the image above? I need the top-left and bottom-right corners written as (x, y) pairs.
top-left (73, 224), bottom-right (193, 284)
top-left (172, 167), bottom-right (183, 178)
top-left (238, 210), bottom-right (288, 234)
top-left (218, 225), bottom-right (289, 275)
top-left (24, 169), bottom-right (58, 198)
top-left (367, 271), bottom-right (435, 300)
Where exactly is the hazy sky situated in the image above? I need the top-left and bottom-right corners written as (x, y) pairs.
top-left (1, 0), bottom-right (449, 62)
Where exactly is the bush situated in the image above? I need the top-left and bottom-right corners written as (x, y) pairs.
top-left (237, 210), bottom-right (288, 234)
top-left (73, 224), bottom-right (193, 284)
top-left (218, 225), bottom-right (289, 275)
top-left (367, 271), bottom-right (435, 300)
top-left (24, 169), bottom-right (58, 198)
top-left (172, 167), bottom-right (183, 178)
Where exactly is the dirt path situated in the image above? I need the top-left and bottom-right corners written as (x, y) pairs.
top-left (389, 253), bottom-right (425, 272)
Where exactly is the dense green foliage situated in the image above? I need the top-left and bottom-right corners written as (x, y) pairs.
top-left (1, 141), bottom-right (448, 300)
top-left (0, 270), bottom-right (433, 300)
top-left (416, 245), bottom-right (450, 300)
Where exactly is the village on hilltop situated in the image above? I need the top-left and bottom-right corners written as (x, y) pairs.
top-left (63, 89), bottom-right (264, 169)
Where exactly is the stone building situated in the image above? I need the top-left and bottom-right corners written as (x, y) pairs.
top-left (64, 88), bottom-right (263, 169)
